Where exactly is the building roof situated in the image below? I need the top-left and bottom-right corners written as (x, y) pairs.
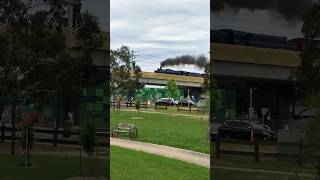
top-left (141, 72), bottom-right (204, 84)
top-left (211, 43), bottom-right (301, 67)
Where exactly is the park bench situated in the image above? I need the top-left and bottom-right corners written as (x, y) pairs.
top-left (112, 123), bottom-right (138, 139)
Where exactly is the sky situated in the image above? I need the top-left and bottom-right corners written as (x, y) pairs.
top-left (82, 0), bottom-right (110, 32)
top-left (111, 0), bottom-right (210, 73)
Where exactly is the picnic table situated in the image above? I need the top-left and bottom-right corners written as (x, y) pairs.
top-left (112, 123), bottom-right (138, 139)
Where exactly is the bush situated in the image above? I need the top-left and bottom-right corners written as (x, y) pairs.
top-left (80, 122), bottom-right (96, 156)
top-left (135, 99), bottom-right (141, 111)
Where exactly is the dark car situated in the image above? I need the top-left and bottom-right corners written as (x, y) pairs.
top-left (155, 98), bottom-right (175, 106)
top-left (177, 99), bottom-right (195, 106)
top-left (218, 120), bottom-right (273, 141)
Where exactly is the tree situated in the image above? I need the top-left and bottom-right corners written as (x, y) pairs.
top-left (110, 45), bottom-right (142, 100)
top-left (304, 109), bottom-right (320, 179)
top-left (165, 80), bottom-right (179, 99)
top-left (297, 1), bottom-right (320, 179)
top-left (0, 0), bottom-right (103, 123)
top-left (296, 0), bottom-right (320, 96)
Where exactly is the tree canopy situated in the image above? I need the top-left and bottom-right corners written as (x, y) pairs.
top-left (0, 0), bottom-right (104, 117)
top-left (165, 80), bottom-right (179, 99)
top-left (110, 45), bottom-right (142, 97)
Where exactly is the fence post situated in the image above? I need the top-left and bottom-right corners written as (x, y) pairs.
top-left (1, 123), bottom-right (5, 143)
top-left (166, 104), bottom-right (167, 110)
top-left (53, 127), bottom-right (58, 147)
top-left (254, 134), bottom-right (259, 162)
top-left (215, 132), bottom-right (220, 159)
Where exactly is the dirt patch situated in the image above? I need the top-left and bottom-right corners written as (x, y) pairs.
top-left (131, 117), bottom-right (144, 120)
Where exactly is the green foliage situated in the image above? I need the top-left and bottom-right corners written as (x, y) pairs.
top-left (302, 3), bottom-right (320, 39)
top-left (0, 0), bottom-right (103, 116)
top-left (135, 98), bottom-right (141, 111)
top-left (80, 122), bottom-right (96, 156)
top-left (165, 80), bottom-right (179, 99)
top-left (296, 1), bottom-right (320, 95)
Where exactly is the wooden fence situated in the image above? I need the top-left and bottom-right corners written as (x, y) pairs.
top-left (177, 105), bottom-right (199, 113)
top-left (211, 132), bottom-right (304, 165)
top-left (0, 124), bottom-right (109, 148)
top-left (110, 101), bottom-right (148, 109)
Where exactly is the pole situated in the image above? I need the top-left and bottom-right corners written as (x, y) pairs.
top-left (249, 88), bottom-right (253, 121)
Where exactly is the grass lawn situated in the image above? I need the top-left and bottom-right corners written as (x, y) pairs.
top-left (111, 146), bottom-right (209, 180)
top-left (213, 154), bottom-right (316, 174)
top-left (0, 154), bottom-right (108, 180)
top-left (111, 110), bottom-right (210, 153)
top-left (213, 169), bottom-right (313, 180)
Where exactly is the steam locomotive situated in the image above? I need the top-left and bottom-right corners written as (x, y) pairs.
top-left (154, 68), bottom-right (204, 77)
top-left (211, 29), bottom-right (305, 51)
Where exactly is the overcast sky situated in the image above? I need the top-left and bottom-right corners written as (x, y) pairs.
top-left (111, 0), bottom-right (210, 73)
top-left (211, 10), bottom-right (303, 39)
top-left (82, 0), bottom-right (110, 31)
top-left (210, 0), bottom-right (317, 39)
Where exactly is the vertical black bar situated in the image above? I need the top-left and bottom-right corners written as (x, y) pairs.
top-left (53, 127), bottom-right (58, 147)
top-left (1, 123), bottom-right (4, 143)
top-left (11, 103), bottom-right (16, 155)
top-left (298, 139), bottom-right (304, 166)
top-left (254, 135), bottom-right (259, 162)
top-left (215, 133), bottom-right (220, 159)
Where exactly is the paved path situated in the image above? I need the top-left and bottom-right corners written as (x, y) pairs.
top-left (111, 138), bottom-right (316, 178)
top-left (110, 137), bottom-right (210, 168)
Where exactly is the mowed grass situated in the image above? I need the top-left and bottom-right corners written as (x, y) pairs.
top-left (213, 154), bottom-right (316, 174)
top-left (111, 110), bottom-right (210, 153)
top-left (213, 169), bottom-right (314, 180)
top-left (111, 146), bottom-right (209, 180)
top-left (0, 155), bottom-right (108, 180)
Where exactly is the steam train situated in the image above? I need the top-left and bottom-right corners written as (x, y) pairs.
top-left (154, 68), bottom-right (204, 77)
top-left (211, 29), bottom-right (307, 51)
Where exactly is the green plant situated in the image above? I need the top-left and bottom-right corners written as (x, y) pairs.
top-left (135, 98), bottom-right (141, 111)
top-left (80, 122), bottom-right (96, 156)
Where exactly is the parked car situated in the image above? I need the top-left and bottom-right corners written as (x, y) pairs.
top-left (155, 98), bottom-right (175, 106)
top-left (218, 120), bottom-right (273, 141)
top-left (177, 99), bottom-right (195, 106)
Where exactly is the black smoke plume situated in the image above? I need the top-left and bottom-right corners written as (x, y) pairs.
top-left (160, 55), bottom-right (208, 69)
top-left (211, 0), bottom-right (316, 21)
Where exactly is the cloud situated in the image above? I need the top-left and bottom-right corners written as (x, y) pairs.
top-left (111, 0), bottom-right (209, 72)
